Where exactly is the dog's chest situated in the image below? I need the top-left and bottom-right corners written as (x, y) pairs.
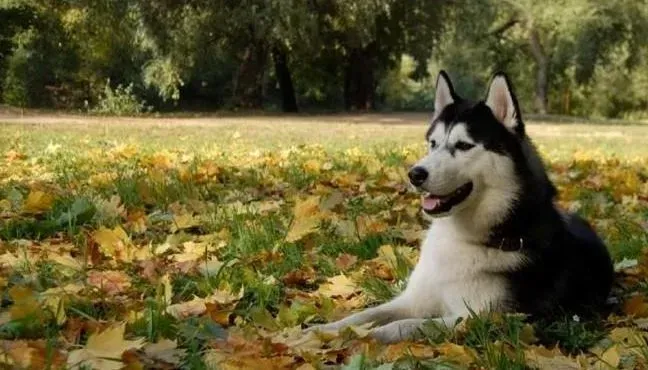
top-left (403, 226), bottom-right (525, 316)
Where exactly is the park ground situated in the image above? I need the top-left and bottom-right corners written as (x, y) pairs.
top-left (1, 112), bottom-right (648, 369)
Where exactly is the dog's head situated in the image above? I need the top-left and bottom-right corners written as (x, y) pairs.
top-left (409, 71), bottom-right (550, 224)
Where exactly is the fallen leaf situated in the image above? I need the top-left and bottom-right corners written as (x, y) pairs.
top-left (436, 342), bottom-right (477, 365)
top-left (143, 339), bottom-right (185, 366)
top-left (9, 285), bottom-right (42, 320)
top-left (335, 253), bottom-right (358, 271)
top-left (524, 346), bottom-right (582, 370)
top-left (316, 274), bottom-right (359, 298)
top-left (623, 295), bottom-right (648, 317)
top-left (93, 226), bottom-right (132, 262)
top-left (22, 190), bottom-right (54, 214)
top-left (67, 323), bottom-right (145, 370)
top-left (87, 270), bottom-right (132, 296)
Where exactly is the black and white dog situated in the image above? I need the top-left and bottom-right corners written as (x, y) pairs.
top-left (308, 71), bottom-right (614, 343)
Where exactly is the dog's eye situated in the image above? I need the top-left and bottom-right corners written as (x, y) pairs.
top-left (430, 140), bottom-right (437, 149)
top-left (455, 141), bottom-right (475, 151)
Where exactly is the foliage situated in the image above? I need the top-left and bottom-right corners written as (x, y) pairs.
top-left (2, 0), bottom-right (647, 117)
top-left (1, 116), bottom-right (648, 368)
top-left (91, 80), bottom-right (152, 116)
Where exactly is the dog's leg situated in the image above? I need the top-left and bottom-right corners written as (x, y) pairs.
top-left (370, 314), bottom-right (462, 344)
top-left (306, 296), bottom-right (413, 333)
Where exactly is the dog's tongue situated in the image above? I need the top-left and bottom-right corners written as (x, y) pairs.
top-left (422, 195), bottom-right (442, 211)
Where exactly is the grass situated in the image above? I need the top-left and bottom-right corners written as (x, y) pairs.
top-left (0, 113), bottom-right (648, 368)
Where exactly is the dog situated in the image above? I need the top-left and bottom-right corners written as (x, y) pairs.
top-left (306, 71), bottom-right (614, 343)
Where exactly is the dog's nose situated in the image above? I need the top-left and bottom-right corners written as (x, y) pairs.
top-left (408, 166), bottom-right (428, 186)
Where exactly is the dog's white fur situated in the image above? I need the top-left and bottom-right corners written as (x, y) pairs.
top-left (306, 73), bottom-right (527, 343)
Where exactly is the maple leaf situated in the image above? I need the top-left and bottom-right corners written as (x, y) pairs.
top-left (286, 196), bottom-right (324, 243)
top-left (22, 190), bottom-right (54, 214)
top-left (67, 323), bottom-right (145, 370)
top-left (591, 344), bottom-right (620, 370)
top-left (166, 287), bottom-right (244, 319)
top-left (87, 270), bottom-right (132, 296)
top-left (380, 342), bottom-right (437, 362)
top-left (316, 274), bottom-right (359, 299)
top-left (436, 342), bottom-right (478, 366)
top-left (93, 225), bottom-right (133, 262)
top-left (142, 339), bottom-right (185, 366)
top-left (40, 283), bottom-right (84, 325)
top-left (524, 346), bottom-right (583, 370)
top-left (335, 253), bottom-right (358, 271)
top-left (356, 215), bottom-right (388, 238)
top-left (47, 252), bottom-right (84, 274)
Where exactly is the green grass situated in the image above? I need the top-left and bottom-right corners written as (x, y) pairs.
top-left (0, 113), bottom-right (647, 368)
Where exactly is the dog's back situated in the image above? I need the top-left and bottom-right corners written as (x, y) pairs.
top-left (504, 208), bottom-right (614, 318)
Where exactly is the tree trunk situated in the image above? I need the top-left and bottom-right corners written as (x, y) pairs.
top-left (343, 46), bottom-right (376, 111)
top-left (272, 45), bottom-right (298, 112)
top-left (232, 43), bottom-right (267, 109)
top-left (528, 27), bottom-right (548, 114)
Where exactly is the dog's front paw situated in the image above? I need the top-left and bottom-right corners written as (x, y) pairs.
top-left (304, 321), bottom-right (344, 334)
top-left (370, 319), bottom-right (425, 344)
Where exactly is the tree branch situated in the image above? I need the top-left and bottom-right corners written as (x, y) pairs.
top-left (490, 18), bottom-right (519, 37)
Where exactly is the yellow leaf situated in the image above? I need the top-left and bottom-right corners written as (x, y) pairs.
top-left (47, 253), bottom-right (83, 273)
top-left (293, 196), bottom-right (321, 218)
top-left (286, 216), bottom-right (321, 243)
top-left (592, 345), bottom-right (620, 370)
top-left (166, 287), bottom-right (243, 319)
top-left (22, 190), bottom-right (54, 214)
top-left (286, 195), bottom-right (324, 242)
top-left (356, 215), bottom-right (388, 238)
top-left (93, 226), bottom-right (132, 262)
top-left (67, 323), bottom-right (145, 370)
top-left (316, 274), bottom-right (359, 298)
top-left (9, 286), bottom-right (41, 320)
top-left (437, 342), bottom-right (477, 365)
top-left (524, 346), bottom-right (582, 370)
top-left (40, 283), bottom-right (84, 325)
top-left (170, 213), bottom-right (200, 232)
top-left (381, 342), bottom-right (437, 362)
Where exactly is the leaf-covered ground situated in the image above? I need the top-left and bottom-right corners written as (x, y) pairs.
top-left (1, 115), bottom-right (648, 369)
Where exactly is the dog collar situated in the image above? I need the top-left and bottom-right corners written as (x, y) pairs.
top-left (485, 236), bottom-right (524, 251)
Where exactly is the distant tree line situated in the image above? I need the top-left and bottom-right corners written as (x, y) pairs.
top-left (1, 0), bottom-right (647, 118)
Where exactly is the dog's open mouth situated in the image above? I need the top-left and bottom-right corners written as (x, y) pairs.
top-left (422, 182), bottom-right (473, 214)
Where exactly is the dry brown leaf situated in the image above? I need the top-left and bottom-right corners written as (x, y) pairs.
top-left (87, 270), bottom-right (132, 296)
top-left (623, 295), bottom-right (648, 317)
top-left (143, 339), bottom-right (185, 366)
top-left (335, 253), bottom-right (358, 271)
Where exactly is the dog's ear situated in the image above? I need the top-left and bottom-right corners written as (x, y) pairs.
top-left (485, 72), bottom-right (523, 133)
top-left (434, 70), bottom-right (456, 115)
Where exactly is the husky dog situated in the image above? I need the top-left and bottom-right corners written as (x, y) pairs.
top-left (307, 71), bottom-right (614, 343)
